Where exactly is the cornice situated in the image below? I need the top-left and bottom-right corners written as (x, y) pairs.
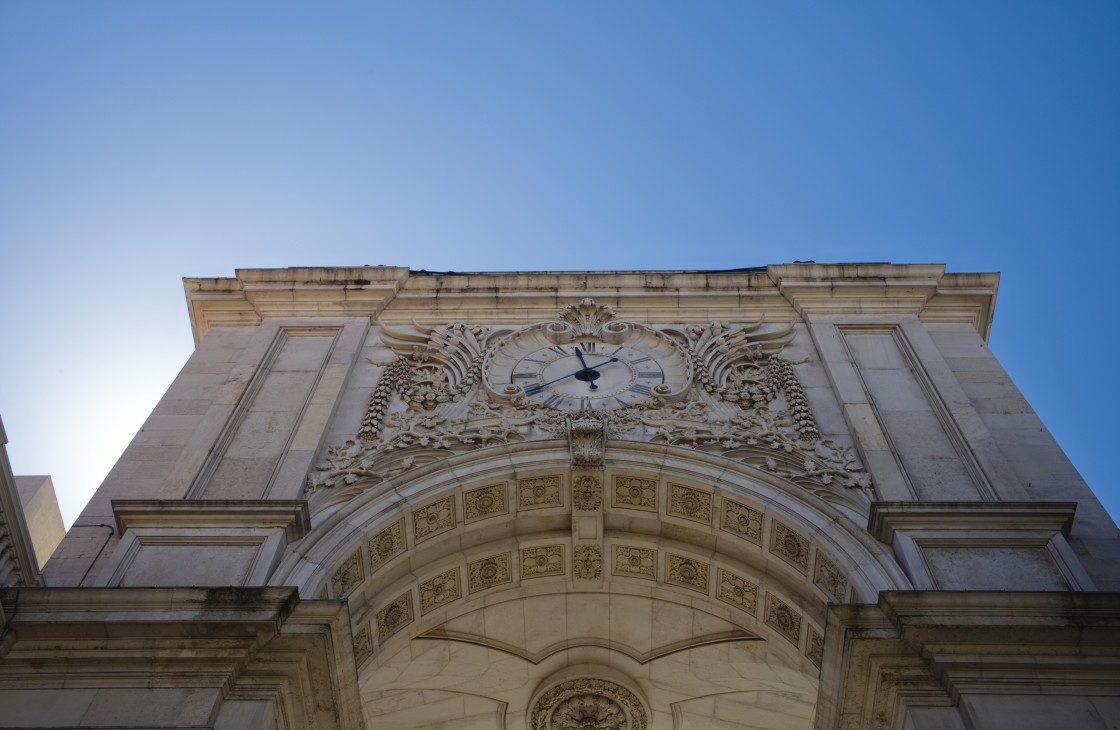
top-left (182, 264), bottom-right (1001, 345)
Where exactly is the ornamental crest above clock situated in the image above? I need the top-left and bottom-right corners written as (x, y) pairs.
top-left (307, 299), bottom-right (871, 507)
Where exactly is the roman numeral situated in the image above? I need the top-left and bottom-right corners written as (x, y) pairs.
top-left (630, 356), bottom-right (651, 365)
top-left (614, 397), bottom-right (630, 408)
top-left (637, 371), bottom-right (661, 379)
top-left (630, 384), bottom-right (651, 396)
top-left (548, 346), bottom-right (568, 355)
top-left (523, 358), bottom-right (546, 364)
top-left (580, 342), bottom-right (596, 352)
top-left (525, 384), bottom-right (546, 396)
top-left (579, 399), bottom-right (592, 410)
top-left (543, 394), bottom-right (564, 409)
top-left (512, 372), bottom-right (537, 380)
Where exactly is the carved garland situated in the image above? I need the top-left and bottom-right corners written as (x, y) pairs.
top-left (307, 300), bottom-right (871, 506)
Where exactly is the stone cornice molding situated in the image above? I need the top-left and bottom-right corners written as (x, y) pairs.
top-left (0, 586), bottom-right (366, 729)
top-left (183, 266), bottom-right (411, 345)
top-left (183, 264), bottom-right (1000, 345)
top-left (867, 501), bottom-right (1078, 544)
top-left (817, 591), bottom-right (1120, 730)
top-left (0, 415), bottom-right (42, 588)
top-left (767, 263), bottom-right (999, 341)
top-left (112, 499), bottom-right (312, 542)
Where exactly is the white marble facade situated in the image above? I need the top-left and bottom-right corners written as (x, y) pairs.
top-left (2, 264), bottom-right (1118, 730)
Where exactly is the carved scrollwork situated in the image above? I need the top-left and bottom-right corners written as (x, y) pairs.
top-left (308, 301), bottom-right (872, 509)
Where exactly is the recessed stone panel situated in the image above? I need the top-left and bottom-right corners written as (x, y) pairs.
top-left (770, 520), bottom-right (810, 573)
top-left (716, 569), bottom-right (759, 614)
top-left (367, 520), bottom-right (405, 570)
top-left (814, 550), bottom-right (847, 602)
top-left (612, 545), bottom-right (656, 579)
top-left (520, 545), bottom-right (565, 579)
top-left (765, 592), bottom-right (803, 645)
top-left (665, 554), bottom-right (709, 593)
top-left (721, 499), bottom-right (763, 543)
top-left (667, 484), bottom-right (712, 524)
top-left (612, 475), bottom-right (657, 511)
top-left (330, 550), bottom-right (364, 597)
top-left (376, 591), bottom-right (414, 643)
top-left (464, 483), bottom-right (508, 522)
top-left (518, 475), bottom-right (563, 510)
top-left (468, 553), bottom-right (512, 592)
top-left (419, 567), bottom-right (462, 614)
top-left (413, 497), bottom-right (455, 542)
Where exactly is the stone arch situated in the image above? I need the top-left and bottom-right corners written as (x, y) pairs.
top-left (271, 441), bottom-right (910, 728)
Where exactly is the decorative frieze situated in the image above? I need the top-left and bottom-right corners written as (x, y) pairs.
top-left (806, 624), bottom-right (825, 668)
top-left (667, 484), bottom-right (712, 524)
top-left (520, 545), bottom-right (565, 578)
top-left (468, 553), bottom-right (512, 592)
top-left (419, 568), bottom-right (462, 614)
top-left (770, 521), bottom-right (810, 573)
top-left (665, 554), bottom-right (709, 593)
top-left (518, 475), bottom-right (562, 510)
top-left (765, 592), bottom-right (802, 645)
top-left (367, 520), bottom-right (405, 570)
top-left (413, 497), bottom-right (455, 541)
top-left (814, 550), bottom-right (847, 602)
top-left (716, 569), bottom-right (759, 613)
top-left (464, 483), bottom-right (508, 521)
top-left (572, 474), bottom-right (603, 511)
top-left (573, 545), bottom-right (603, 579)
top-left (721, 499), bottom-right (763, 543)
top-left (331, 550), bottom-right (364, 597)
top-left (612, 545), bottom-right (656, 580)
top-left (612, 475), bottom-right (657, 511)
top-left (376, 591), bottom-right (414, 642)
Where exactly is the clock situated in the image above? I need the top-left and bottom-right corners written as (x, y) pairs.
top-left (510, 341), bottom-right (667, 411)
top-left (482, 314), bottom-right (693, 411)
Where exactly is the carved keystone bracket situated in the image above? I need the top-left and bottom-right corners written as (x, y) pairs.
top-left (568, 416), bottom-right (607, 467)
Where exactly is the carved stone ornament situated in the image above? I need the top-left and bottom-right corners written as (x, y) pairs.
top-left (521, 545), bottom-right (564, 578)
top-left (464, 483), bottom-right (508, 521)
top-left (568, 416), bottom-right (607, 467)
top-left (722, 499), bottom-right (763, 543)
top-left (612, 475), bottom-right (657, 511)
top-left (376, 591), bottom-right (414, 643)
top-left (572, 474), bottom-right (603, 511)
top-left (468, 553), bottom-right (512, 592)
top-left (717, 569), bottom-right (759, 613)
top-left (613, 546), bottom-right (655, 580)
top-left (414, 497), bottom-right (455, 541)
top-left (353, 622), bottom-right (373, 663)
top-left (814, 550), bottom-right (847, 602)
top-left (331, 550), bottom-right (363, 597)
top-left (420, 567), bottom-right (462, 614)
top-left (519, 475), bottom-right (563, 509)
top-left (667, 483), bottom-right (711, 523)
top-left (307, 301), bottom-right (873, 512)
top-left (368, 520), bottom-right (405, 570)
top-left (806, 624), bottom-right (825, 668)
top-left (770, 521), bottom-right (810, 573)
top-left (530, 677), bottom-right (648, 730)
top-left (573, 545), bottom-right (603, 580)
top-left (765, 592), bottom-right (803, 645)
top-left (665, 554), bottom-right (709, 593)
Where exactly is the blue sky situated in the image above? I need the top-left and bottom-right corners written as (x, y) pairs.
top-left (1, 1), bottom-right (1117, 527)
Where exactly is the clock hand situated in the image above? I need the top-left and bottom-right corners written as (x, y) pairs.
top-left (573, 346), bottom-right (597, 390)
top-left (524, 353), bottom-right (619, 396)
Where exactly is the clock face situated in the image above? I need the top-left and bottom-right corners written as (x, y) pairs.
top-left (511, 341), bottom-right (665, 410)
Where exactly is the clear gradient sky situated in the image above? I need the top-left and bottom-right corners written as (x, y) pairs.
top-left (1, 2), bottom-right (1117, 528)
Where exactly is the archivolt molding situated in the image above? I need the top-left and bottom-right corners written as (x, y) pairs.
top-left (274, 442), bottom-right (909, 680)
top-left (306, 300), bottom-right (872, 512)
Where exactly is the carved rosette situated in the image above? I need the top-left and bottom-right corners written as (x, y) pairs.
top-left (573, 545), bottom-right (603, 580)
top-left (530, 678), bottom-right (648, 730)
